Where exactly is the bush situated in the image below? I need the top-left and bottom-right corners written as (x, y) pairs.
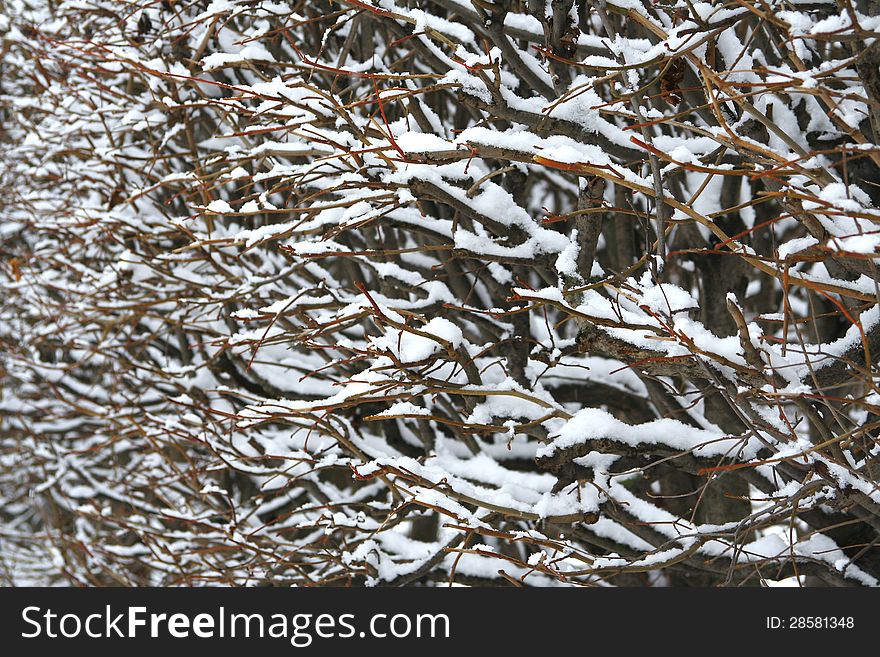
top-left (2, 0), bottom-right (880, 586)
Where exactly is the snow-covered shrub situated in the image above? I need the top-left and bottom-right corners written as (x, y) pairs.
top-left (3, 0), bottom-right (880, 586)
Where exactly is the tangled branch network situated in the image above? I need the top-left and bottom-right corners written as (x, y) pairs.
top-left (3, 0), bottom-right (880, 586)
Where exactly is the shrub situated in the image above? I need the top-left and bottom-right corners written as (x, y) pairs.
top-left (2, 0), bottom-right (880, 586)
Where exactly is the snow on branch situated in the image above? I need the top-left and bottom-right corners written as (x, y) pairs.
top-left (2, 0), bottom-right (880, 587)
